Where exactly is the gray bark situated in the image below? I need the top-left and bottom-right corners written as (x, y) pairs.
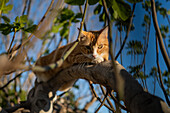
top-left (27, 61), bottom-right (170, 113)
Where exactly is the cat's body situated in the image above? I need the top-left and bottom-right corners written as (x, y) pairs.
top-left (34, 26), bottom-right (109, 91)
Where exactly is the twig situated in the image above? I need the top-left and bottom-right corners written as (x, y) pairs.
top-left (88, 82), bottom-right (115, 112)
top-left (115, 4), bottom-right (136, 60)
top-left (119, 28), bottom-right (123, 64)
top-left (165, 14), bottom-right (170, 25)
top-left (27, 0), bottom-right (32, 17)
top-left (9, 0), bottom-right (55, 53)
top-left (136, 12), bottom-right (151, 89)
top-left (101, 0), bottom-right (114, 60)
top-left (5, 101), bottom-right (30, 112)
top-left (109, 93), bottom-right (128, 111)
top-left (22, 0), bottom-right (28, 15)
top-left (151, 0), bottom-right (170, 72)
top-left (95, 90), bottom-right (108, 113)
top-left (45, 34), bottom-right (56, 50)
top-left (7, 28), bottom-right (16, 53)
top-left (79, 6), bottom-right (87, 31)
top-left (156, 35), bottom-right (170, 106)
top-left (100, 85), bottom-right (114, 109)
top-left (0, 72), bottom-right (23, 90)
top-left (83, 96), bottom-right (97, 111)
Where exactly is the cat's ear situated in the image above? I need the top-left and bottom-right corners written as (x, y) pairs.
top-left (77, 28), bottom-right (87, 41)
top-left (99, 26), bottom-right (108, 39)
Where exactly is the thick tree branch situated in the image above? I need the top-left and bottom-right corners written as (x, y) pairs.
top-left (4, 61), bottom-right (170, 112)
top-left (24, 61), bottom-right (170, 113)
top-left (151, 0), bottom-right (170, 71)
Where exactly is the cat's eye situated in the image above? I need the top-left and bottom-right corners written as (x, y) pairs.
top-left (98, 44), bottom-right (103, 49)
top-left (80, 35), bottom-right (86, 41)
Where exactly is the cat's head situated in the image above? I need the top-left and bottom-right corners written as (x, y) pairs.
top-left (79, 26), bottom-right (109, 63)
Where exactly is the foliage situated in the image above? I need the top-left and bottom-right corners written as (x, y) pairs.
top-left (52, 8), bottom-right (82, 39)
top-left (0, 15), bottom-right (37, 35)
top-left (0, 82), bottom-right (27, 107)
top-left (0, 0), bottom-right (13, 14)
top-left (126, 40), bottom-right (143, 55)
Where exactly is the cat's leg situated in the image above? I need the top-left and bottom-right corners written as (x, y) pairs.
top-left (67, 54), bottom-right (92, 64)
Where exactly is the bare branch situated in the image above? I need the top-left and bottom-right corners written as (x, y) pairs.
top-left (156, 36), bottom-right (170, 106)
top-left (7, 28), bottom-right (16, 53)
top-left (115, 4), bottom-right (136, 60)
top-left (83, 96), bottom-right (97, 111)
top-left (151, 0), bottom-right (170, 71)
top-left (100, 85), bottom-right (115, 110)
top-left (0, 72), bottom-right (23, 90)
top-left (95, 90), bottom-right (108, 113)
top-left (88, 82), bottom-right (115, 112)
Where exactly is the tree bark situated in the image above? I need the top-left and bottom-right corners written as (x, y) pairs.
top-left (26, 61), bottom-right (170, 113)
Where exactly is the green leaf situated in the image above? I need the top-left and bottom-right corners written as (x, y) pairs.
top-left (113, 10), bottom-right (118, 19)
top-left (1, 15), bottom-right (10, 23)
top-left (24, 25), bottom-right (37, 33)
top-left (2, 4), bottom-right (13, 14)
top-left (52, 20), bottom-right (67, 33)
top-left (52, 24), bottom-right (61, 33)
top-left (88, 0), bottom-right (99, 5)
top-left (0, 0), bottom-right (9, 5)
top-left (112, 0), bottom-right (131, 21)
top-left (125, 0), bottom-right (143, 3)
top-left (159, 8), bottom-right (166, 18)
top-left (64, 0), bottom-right (85, 5)
top-left (59, 8), bottom-right (74, 22)
top-left (75, 13), bottom-right (82, 18)
top-left (167, 10), bottom-right (170, 15)
top-left (94, 4), bottom-right (102, 15)
top-left (2, 27), bottom-right (12, 35)
top-left (99, 12), bottom-right (105, 22)
top-left (0, 23), bottom-right (10, 31)
top-left (60, 27), bottom-right (69, 38)
top-left (20, 15), bottom-right (28, 23)
top-left (15, 16), bottom-right (19, 23)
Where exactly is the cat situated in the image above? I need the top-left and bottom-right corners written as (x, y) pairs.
top-left (34, 26), bottom-right (109, 91)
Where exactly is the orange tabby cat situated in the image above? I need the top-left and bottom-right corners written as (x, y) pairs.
top-left (34, 26), bottom-right (109, 91)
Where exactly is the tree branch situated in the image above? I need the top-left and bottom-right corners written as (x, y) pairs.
top-left (49, 61), bottom-right (169, 112)
top-left (115, 4), bottom-right (136, 60)
top-left (0, 72), bottom-right (23, 90)
top-left (151, 0), bottom-right (170, 71)
top-left (156, 36), bottom-right (170, 106)
top-left (7, 28), bottom-right (16, 53)
top-left (4, 61), bottom-right (170, 112)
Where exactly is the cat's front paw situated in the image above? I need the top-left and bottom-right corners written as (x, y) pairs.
top-left (91, 58), bottom-right (104, 63)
